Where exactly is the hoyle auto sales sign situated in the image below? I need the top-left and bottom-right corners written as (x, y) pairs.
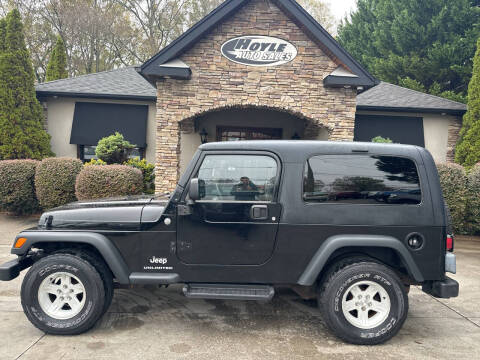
top-left (221, 35), bottom-right (297, 67)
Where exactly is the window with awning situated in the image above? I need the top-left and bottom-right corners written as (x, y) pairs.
top-left (70, 102), bottom-right (148, 147)
top-left (354, 114), bottom-right (425, 147)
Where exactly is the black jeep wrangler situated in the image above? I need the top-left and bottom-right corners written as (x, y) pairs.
top-left (0, 141), bottom-right (458, 344)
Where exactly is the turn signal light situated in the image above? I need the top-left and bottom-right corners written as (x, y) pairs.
top-left (14, 237), bottom-right (27, 248)
top-left (446, 235), bottom-right (454, 252)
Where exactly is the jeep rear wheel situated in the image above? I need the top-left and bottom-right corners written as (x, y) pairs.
top-left (21, 254), bottom-right (106, 335)
top-left (318, 261), bottom-right (408, 345)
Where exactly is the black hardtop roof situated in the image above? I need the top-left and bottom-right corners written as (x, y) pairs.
top-left (199, 140), bottom-right (427, 162)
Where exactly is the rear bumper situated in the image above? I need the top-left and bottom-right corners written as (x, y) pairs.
top-left (422, 276), bottom-right (459, 298)
top-left (0, 256), bottom-right (34, 281)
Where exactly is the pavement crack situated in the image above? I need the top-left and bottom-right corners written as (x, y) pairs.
top-left (15, 333), bottom-right (46, 360)
top-left (429, 295), bottom-right (480, 328)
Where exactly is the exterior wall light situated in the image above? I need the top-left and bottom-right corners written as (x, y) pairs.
top-left (200, 128), bottom-right (209, 144)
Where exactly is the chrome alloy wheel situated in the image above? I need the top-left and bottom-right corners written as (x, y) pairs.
top-left (341, 280), bottom-right (391, 329)
top-left (37, 272), bottom-right (86, 320)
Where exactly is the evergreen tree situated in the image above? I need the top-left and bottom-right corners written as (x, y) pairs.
top-left (0, 18), bottom-right (6, 53)
top-left (456, 38), bottom-right (480, 168)
top-left (45, 36), bottom-right (68, 82)
top-left (45, 46), bottom-right (57, 82)
top-left (0, 9), bottom-right (53, 160)
top-left (338, 0), bottom-right (479, 102)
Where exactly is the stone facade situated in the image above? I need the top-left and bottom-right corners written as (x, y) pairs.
top-left (155, 0), bottom-right (357, 193)
top-left (446, 117), bottom-right (462, 163)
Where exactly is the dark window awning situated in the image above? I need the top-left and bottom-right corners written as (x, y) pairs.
top-left (70, 102), bottom-right (148, 147)
top-left (354, 114), bottom-right (425, 147)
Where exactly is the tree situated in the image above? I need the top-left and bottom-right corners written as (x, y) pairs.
top-left (337, 0), bottom-right (480, 102)
top-left (42, 0), bottom-right (137, 75)
top-left (45, 35), bottom-right (68, 81)
top-left (113, 0), bottom-right (190, 62)
top-left (0, 17), bottom-right (6, 52)
top-left (95, 132), bottom-right (135, 164)
top-left (45, 45), bottom-right (56, 81)
top-left (0, 9), bottom-right (53, 160)
top-left (1, 0), bottom-right (58, 83)
top-left (185, 0), bottom-right (223, 27)
top-left (297, 0), bottom-right (335, 34)
top-left (455, 38), bottom-right (480, 168)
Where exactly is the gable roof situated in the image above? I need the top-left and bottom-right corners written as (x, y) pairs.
top-left (357, 82), bottom-right (467, 116)
top-left (140, 0), bottom-right (376, 88)
top-left (35, 67), bottom-right (157, 101)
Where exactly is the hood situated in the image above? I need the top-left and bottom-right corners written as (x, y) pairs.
top-left (38, 195), bottom-right (168, 230)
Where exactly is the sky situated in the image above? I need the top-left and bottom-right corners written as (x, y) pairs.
top-left (325, 0), bottom-right (357, 22)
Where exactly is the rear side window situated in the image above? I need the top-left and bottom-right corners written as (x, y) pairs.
top-left (303, 155), bottom-right (421, 205)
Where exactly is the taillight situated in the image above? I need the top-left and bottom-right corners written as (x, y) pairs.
top-left (446, 234), bottom-right (454, 252)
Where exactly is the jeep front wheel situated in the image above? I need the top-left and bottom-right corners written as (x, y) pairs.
top-left (21, 253), bottom-right (106, 335)
top-left (318, 261), bottom-right (408, 345)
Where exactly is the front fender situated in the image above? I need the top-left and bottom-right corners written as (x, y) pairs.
top-left (12, 231), bottom-right (130, 284)
top-left (297, 234), bottom-right (424, 286)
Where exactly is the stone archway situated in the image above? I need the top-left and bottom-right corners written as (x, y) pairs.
top-left (154, 103), bottom-right (335, 193)
top-left (179, 104), bottom-right (333, 140)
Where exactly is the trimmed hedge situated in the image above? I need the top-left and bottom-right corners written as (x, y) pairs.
top-left (437, 163), bottom-right (468, 234)
top-left (467, 164), bottom-right (480, 234)
top-left (124, 158), bottom-right (155, 194)
top-left (35, 158), bottom-right (83, 209)
top-left (75, 165), bottom-right (143, 200)
top-left (0, 160), bottom-right (39, 215)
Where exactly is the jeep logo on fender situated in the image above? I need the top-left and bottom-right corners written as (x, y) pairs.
top-left (221, 35), bottom-right (297, 67)
top-left (149, 256), bottom-right (167, 264)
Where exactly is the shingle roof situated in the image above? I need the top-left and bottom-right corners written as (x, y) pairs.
top-left (35, 67), bottom-right (157, 101)
top-left (357, 82), bottom-right (467, 115)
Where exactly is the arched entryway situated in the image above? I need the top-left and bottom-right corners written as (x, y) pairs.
top-left (178, 105), bottom-right (330, 174)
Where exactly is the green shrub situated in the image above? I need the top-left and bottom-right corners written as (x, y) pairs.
top-left (466, 164), bottom-right (480, 234)
top-left (95, 132), bottom-right (135, 164)
top-left (84, 158), bottom-right (106, 166)
top-left (35, 157), bottom-right (83, 209)
top-left (437, 163), bottom-right (468, 234)
top-left (0, 160), bottom-right (39, 214)
top-left (75, 165), bottom-right (143, 200)
top-left (371, 136), bottom-right (393, 143)
top-left (124, 158), bottom-right (155, 194)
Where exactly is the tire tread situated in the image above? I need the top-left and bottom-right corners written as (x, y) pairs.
top-left (318, 259), bottom-right (408, 345)
top-left (21, 253), bottom-right (106, 335)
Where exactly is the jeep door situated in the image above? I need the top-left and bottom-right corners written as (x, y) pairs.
top-left (176, 152), bottom-right (281, 265)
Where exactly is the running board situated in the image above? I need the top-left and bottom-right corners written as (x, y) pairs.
top-left (182, 283), bottom-right (274, 301)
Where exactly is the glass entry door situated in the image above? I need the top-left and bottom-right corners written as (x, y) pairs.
top-left (217, 126), bottom-right (282, 141)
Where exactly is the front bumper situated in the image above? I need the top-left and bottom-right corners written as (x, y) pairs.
top-left (0, 256), bottom-right (34, 281)
top-left (422, 276), bottom-right (459, 298)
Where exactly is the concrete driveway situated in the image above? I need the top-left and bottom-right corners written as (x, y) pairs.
top-left (0, 215), bottom-right (479, 359)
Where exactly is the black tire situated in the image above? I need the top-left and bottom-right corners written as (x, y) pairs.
top-left (52, 249), bottom-right (114, 314)
top-left (21, 253), bottom-right (106, 335)
top-left (318, 261), bottom-right (408, 345)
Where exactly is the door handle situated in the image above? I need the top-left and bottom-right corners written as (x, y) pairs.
top-left (250, 205), bottom-right (268, 220)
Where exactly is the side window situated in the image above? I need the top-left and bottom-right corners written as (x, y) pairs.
top-left (303, 155), bottom-right (421, 205)
top-left (197, 155), bottom-right (278, 202)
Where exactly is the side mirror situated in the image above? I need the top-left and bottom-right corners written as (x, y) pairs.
top-left (189, 178), bottom-right (200, 202)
